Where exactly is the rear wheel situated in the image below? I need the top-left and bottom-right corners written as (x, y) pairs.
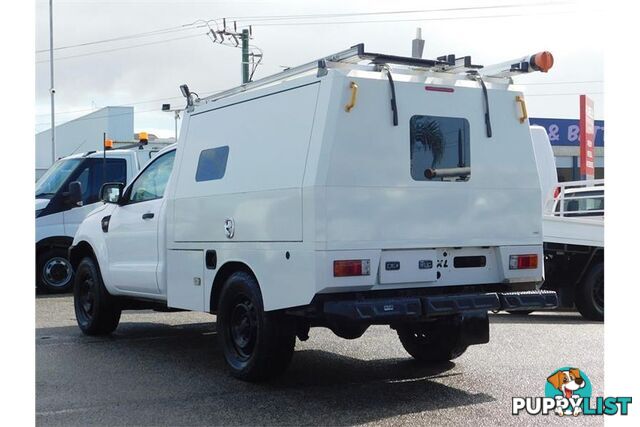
top-left (575, 262), bottom-right (604, 321)
top-left (396, 319), bottom-right (468, 362)
top-left (36, 247), bottom-right (74, 293)
top-left (73, 257), bottom-right (121, 335)
top-left (217, 271), bottom-right (295, 381)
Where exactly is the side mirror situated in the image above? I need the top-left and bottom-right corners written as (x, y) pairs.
top-left (100, 182), bottom-right (125, 204)
top-left (65, 181), bottom-right (83, 207)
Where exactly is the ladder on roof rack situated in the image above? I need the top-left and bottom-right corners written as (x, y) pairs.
top-left (199, 43), bottom-right (553, 104)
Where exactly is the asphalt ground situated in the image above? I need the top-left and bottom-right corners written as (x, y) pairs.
top-left (36, 294), bottom-right (604, 426)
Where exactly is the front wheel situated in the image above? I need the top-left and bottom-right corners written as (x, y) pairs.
top-left (575, 262), bottom-right (604, 321)
top-left (217, 271), bottom-right (295, 381)
top-left (73, 257), bottom-right (121, 335)
top-left (36, 247), bottom-right (74, 293)
top-left (396, 319), bottom-right (468, 362)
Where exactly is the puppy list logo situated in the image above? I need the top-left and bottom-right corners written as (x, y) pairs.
top-left (512, 367), bottom-right (632, 416)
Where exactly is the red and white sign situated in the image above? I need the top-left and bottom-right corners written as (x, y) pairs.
top-left (579, 95), bottom-right (595, 180)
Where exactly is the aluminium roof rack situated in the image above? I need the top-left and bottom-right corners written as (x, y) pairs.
top-left (198, 43), bottom-right (552, 105)
top-left (200, 43), bottom-right (476, 104)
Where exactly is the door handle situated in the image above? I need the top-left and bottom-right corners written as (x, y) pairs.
top-left (516, 95), bottom-right (528, 123)
top-left (142, 212), bottom-right (154, 220)
top-left (344, 81), bottom-right (358, 112)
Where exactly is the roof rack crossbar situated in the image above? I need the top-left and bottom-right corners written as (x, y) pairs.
top-left (201, 43), bottom-right (457, 104)
top-left (201, 44), bottom-right (365, 104)
top-left (198, 44), bottom-right (551, 104)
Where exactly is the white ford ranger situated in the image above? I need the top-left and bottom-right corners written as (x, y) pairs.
top-left (70, 44), bottom-right (558, 381)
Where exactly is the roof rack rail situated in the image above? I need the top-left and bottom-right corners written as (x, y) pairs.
top-left (200, 43), bottom-right (459, 104)
top-left (199, 43), bottom-right (552, 105)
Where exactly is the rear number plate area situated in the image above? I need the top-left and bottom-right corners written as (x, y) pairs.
top-left (379, 250), bottom-right (437, 284)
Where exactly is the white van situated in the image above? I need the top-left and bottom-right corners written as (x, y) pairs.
top-left (36, 150), bottom-right (141, 292)
top-left (70, 44), bottom-right (558, 381)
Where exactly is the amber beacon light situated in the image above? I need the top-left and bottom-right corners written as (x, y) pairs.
top-left (529, 51), bottom-right (554, 72)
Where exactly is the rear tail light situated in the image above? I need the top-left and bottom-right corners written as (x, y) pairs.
top-left (509, 254), bottom-right (538, 270)
top-left (333, 259), bottom-right (370, 277)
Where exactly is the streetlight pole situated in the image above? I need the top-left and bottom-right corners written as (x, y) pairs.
top-left (49, 0), bottom-right (56, 164)
top-left (162, 103), bottom-right (182, 142)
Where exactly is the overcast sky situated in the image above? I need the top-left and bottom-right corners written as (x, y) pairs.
top-left (35, 0), bottom-right (603, 137)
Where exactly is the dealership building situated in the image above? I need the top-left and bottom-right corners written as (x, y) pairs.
top-left (530, 117), bottom-right (605, 181)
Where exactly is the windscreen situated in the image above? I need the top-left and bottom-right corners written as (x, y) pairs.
top-left (35, 158), bottom-right (82, 198)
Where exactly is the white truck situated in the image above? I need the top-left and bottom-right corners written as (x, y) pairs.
top-left (542, 180), bottom-right (604, 320)
top-left (69, 44), bottom-right (558, 381)
top-left (528, 126), bottom-right (604, 320)
top-left (36, 145), bottom-right (164, 293)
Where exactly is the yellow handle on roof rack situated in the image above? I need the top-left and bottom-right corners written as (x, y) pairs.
top-left (344, 82), bottom-right (359, 113)
top-left (516, 95), bottom-right (528, 123)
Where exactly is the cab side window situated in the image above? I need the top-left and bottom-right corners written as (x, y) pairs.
top-left (69, 158), bottom-right (127, 205)
top-left (129, 150), bottom-right (176, 203)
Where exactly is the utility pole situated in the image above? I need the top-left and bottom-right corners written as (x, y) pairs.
top-left (49, 0), bottom-right (56, 164)
top-left (241, 29), bottom-right (250, 84)
top-left (206, 20), bottom-right (257, 83)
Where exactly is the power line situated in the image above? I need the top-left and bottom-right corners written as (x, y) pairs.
top-left (250, 11), bottom-right (571, 27)
top-left (35, 32), bottom-right (209, 63)
top-left (35, 25), bottom-right (205, 53)
top-left (35, 2), bottom-right (564, 54)
top-left (226, 2), bottom-right (566, 22)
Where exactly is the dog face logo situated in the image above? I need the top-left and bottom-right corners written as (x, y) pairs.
top-left (545, 367), bottom-right (592, 416)
top-left (547, 368), bottom-right (585, 399)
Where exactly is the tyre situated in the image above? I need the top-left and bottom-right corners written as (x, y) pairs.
top-left (574, 262), bottom-right (604, 321)
top-left (217, 271), bottom-right (295, 381)
top-left (73, 257), bottom-right (121, 335)
top-left (397, 319), bottom-right (468, 362)
top-left (36, 247), bottom-right (74, 293)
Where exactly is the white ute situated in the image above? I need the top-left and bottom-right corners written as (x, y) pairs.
top-left (70, 44), bottom-right (559, 381)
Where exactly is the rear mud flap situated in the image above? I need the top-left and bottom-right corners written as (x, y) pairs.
top-left (457, 311), bottom-right (490, 346)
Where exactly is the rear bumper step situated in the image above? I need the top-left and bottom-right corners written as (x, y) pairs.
top-left (323, 290), bottom-right (558, 322)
